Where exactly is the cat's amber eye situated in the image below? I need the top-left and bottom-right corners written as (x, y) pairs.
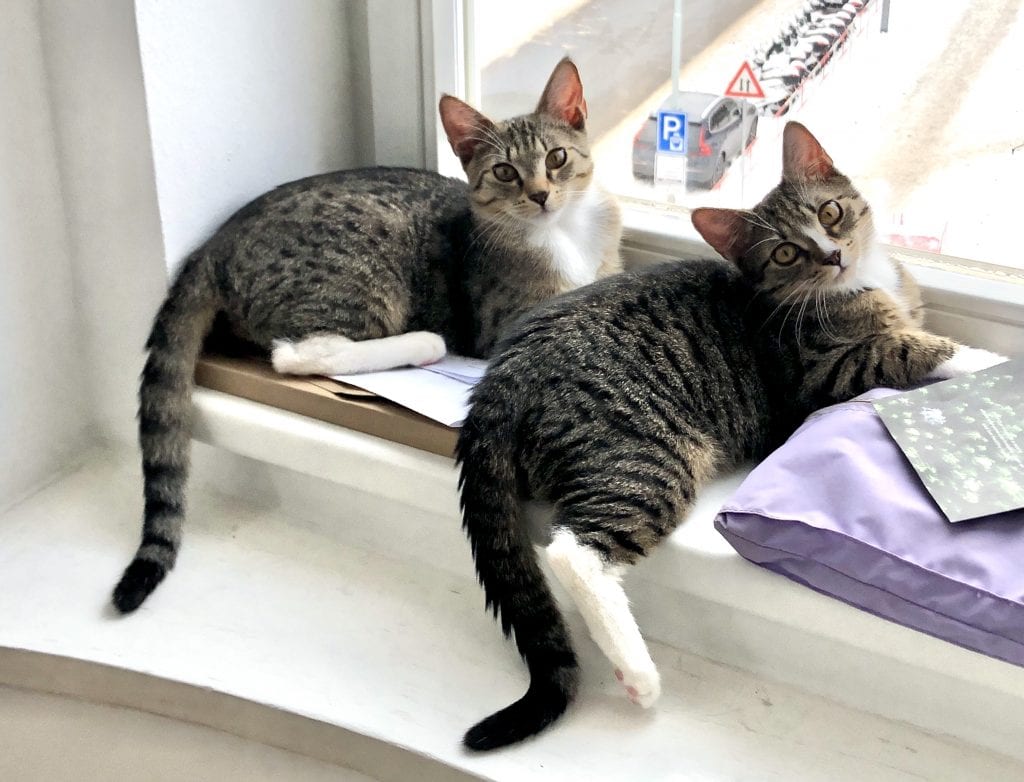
top-left (771, 242), bottom-right (802, 266)
top-left (545, 147), bottom-right (568, 169)
top-left (818, 200), bottom-right (843, 228)
top-left (491, 163), bottom-right (519, 183)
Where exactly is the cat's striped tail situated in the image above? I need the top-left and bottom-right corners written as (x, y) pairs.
top-left (456, 392), bottom-right (579, 751)
top-left (112, 252), bottom-right (220, 613)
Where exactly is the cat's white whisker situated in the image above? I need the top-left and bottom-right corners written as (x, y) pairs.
top-left (775, 280), bottom-right (814, 350)
top-left (747, 235), bottom-right (780, 252)
top-left (737, 209), bottom-right (776, 233)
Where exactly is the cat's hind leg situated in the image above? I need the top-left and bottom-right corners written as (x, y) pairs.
top-left (271, 331), bottom-right (446, 375)
top-left (545, 529), bottom-right (661, 708)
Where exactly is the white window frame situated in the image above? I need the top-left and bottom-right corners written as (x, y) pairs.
top-left (418, 0), bottom-right (1024, 355)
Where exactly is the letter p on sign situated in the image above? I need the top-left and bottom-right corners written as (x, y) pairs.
top-left (657, 111), bottom-right (687, 154)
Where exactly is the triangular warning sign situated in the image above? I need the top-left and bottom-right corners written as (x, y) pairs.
top-left (724, 61), bottom-right (765, 99)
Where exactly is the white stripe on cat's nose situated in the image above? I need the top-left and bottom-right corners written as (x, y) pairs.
top-left (809, 226), bottom-right (841, 256)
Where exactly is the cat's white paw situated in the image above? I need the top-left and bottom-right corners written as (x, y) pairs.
top-left (271, 332), bottom-right (446, 375)
top-left (930, 346), bottom-right (1009, 380)
top-left (405, 331), bottom-right (447, 366)
top-left (271, 335), bottom-right (351, 375)
top-left (615, 665), bottom-right (661, 708)
top-left (270, 339), bottom-right (307, 374)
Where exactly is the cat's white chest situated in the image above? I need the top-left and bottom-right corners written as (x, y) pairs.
top-left (851, 246), bottom-right (900, 296)
top-left (840, 244), bottom-right (914, 315)
top-left (542, 228), bottom-right (595, 288)
top-left (526, 187), bottom-right (605, 289)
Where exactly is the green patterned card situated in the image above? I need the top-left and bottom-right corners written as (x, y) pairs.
top-left (873, 359), bottom-right (1023, 522)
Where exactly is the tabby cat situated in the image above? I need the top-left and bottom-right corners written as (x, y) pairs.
top-left (112, 57), bottom-right (622, 614)
top-left (456, 121), bottom-right (1006, 750)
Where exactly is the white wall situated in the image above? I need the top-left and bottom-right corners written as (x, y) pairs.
top-left (135, 0), bottom-right (364, 275)
top-left (0, 1), bottom-right (91, 508)
top-left (33, 0), bottom-right (368, 447)
top-left (39, 0), bottom-right (171, 449)
top-left (366, 0), bottom-right (429, 169)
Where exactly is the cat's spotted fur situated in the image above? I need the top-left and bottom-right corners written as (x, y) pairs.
top-left (456, 122), bottom-right (1006, 750)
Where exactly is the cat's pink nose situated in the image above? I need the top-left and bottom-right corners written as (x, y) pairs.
top-left (528, 191), bottom-right (549, 207)
top-left (823, 250), bottom-right (842, 267)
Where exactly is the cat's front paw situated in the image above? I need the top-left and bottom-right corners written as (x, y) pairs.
top-left (270, 339), bottom-right (305, 374)
top-left (407, 331), bottom-right (447, 366)
top-left (930, 346), bottom-right (1009, 380)
top-left (615, 665), bottom-right (661, 708)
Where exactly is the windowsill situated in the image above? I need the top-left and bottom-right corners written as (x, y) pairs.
top-left (181, 386), bottom-right (1024, 766)
top-left (191, 387), bottom-right (459, 520)
top-left (4, 445), bottom-right (1021, 778)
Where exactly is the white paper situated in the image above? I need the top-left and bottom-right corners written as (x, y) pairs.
top-left (419, 355), bottom-right (488, 384)
top-left (330, 356), bottom-right (488, 427)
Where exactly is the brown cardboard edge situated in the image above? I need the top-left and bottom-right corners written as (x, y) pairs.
top-left (195, 355), bottom-right (458, 458)
top-left (305, 377), bottom-right (377, 398)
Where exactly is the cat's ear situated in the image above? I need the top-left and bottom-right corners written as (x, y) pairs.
top-left (439, 95), bottom-right (495, 167)
top-left (536, 57), bottom-right (587, 130)
top-left (691, 208), bottom-right (752, 263)
top-left (782, 121), bottom-right (835, 181)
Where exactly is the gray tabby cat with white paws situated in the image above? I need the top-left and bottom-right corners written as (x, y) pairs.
top-left (113, 58), bottom-right (622, 613)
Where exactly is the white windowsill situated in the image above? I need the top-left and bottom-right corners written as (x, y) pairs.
top-left (181, 388), bottom-right (1024, 767)
top-left (3, 393), bottom-right (1022, 780)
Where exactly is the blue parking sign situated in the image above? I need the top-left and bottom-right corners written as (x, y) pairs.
top-left (657, 111), bottom-right (688, 154)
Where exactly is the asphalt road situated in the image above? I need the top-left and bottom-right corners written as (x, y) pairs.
top-left (480, 0), bottom-right (760, 140)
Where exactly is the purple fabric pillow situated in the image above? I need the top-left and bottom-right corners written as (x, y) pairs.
top-left (715, 389), bottom-right (1024, 667)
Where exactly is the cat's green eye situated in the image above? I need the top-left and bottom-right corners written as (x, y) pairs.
top-left (818, 200), bottom-right (843, 228)
top-left (771, 242), bottom-right (801, 266)
top-left (545, 147), bottom-right (568, 169)
top-left (492, 163), bottom-right (519, 183)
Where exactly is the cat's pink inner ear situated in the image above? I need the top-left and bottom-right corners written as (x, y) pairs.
top-left (537, 58), bottom-right (587, 130)
top-left (439, 95), bottom-right (494, 166)
top-left (782, 121), bottom-right (835, 181)
top-left (691, 208), bottom-right (750, 262)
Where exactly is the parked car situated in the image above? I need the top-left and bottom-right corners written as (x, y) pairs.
top-left (632, 92), bottom-right (758, 188)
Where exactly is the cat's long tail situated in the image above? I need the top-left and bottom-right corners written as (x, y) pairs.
top-left (112, 251), bottom-right (220, 613)
top-left (456, 396), bottom-right (579, 751)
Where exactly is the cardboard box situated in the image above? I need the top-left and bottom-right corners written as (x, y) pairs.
top-left (195, 354), bottom-right (459, 458)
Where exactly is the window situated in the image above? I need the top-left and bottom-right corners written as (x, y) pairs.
top-left (728, 102), bottom-right (742, 126)
top-left (709, 104), bottom-right (730, 132)
top-left (462, 0), bottom-right (1024, 279)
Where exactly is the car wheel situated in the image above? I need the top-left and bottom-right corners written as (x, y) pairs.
top-left (713, 154), bottom-right (726, 186)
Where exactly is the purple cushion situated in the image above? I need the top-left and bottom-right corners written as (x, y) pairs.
top-left (715, 389), bottom-right (1024, 667)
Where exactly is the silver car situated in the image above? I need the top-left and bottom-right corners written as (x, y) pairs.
top-left (632, 92), bottom-right (758, 188)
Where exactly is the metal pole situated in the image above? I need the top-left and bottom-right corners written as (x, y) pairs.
top-left (740, 110), bottom-right (747, 203)
top-left (671, 0), bottom-right (682, 98)
top-left (463, 0), bottom-right (480, 106)
top-left (881, 0), bottom-right (891, 33)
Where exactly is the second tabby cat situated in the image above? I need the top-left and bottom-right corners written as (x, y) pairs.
top-left (456, 122), bottom-right (1007, 750)
top-left (112, 57), bottom-right (622, 614)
